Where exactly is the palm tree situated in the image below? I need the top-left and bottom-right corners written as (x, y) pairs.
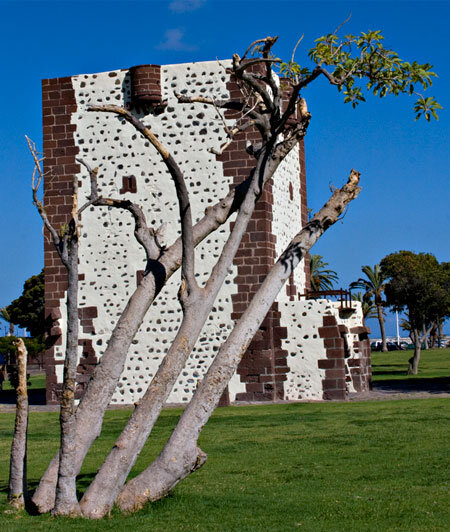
top-left (0, 307), bottom-right (14, 336)
top-left (310, 255), bottom-right (338, 291)
top-left (350, 264), bottom-right (388, 351)
top-left (352, 292), bottom-right (378, 323)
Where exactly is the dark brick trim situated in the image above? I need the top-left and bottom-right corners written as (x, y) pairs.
top-left (129, 64), bottom-right (162, 104)
top-left (218, 66), bottom-right (290, 403)
top-left (79, 306), bottom-right (98, 335)
top-left (299, 138), bottom-right (310, 290)
top-left (348, 325), bottom-right (372, 392)
top-left (42, 76), bottom-right (80, 405)
top-left (318, 315), bottom-right (347, 400)
top-left (76, 339), bottom-right (98, 399)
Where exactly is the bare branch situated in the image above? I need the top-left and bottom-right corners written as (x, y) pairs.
top-left (174, 93), bottom-right (246, 113)
top-left (291, 34), bottom-right (304, 64)
top-left (76, 161), bottom-right (161, 262)
top-left (233, 57), bottom-right (282, 75)
top-left (88, 105), bottom-right (197, 290)
top-left (333, 12), bottom-right (352, 36)
top-left (77, 158), bottom-right (98, 199)
top-left (208, 120), bottom-right (256, 156)
top-left (233, 55), bottom-right (275, 114)
top-left (241, 36), bottom-right (277, 61)
top-left (26, 136), bottom-right (61, 248)
top-left (88, 105), bottom-right (170, 160)
top-left (175, 92), bottom-right (267, 152)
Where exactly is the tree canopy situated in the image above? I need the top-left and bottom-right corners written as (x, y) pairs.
top-left (381, 251), bottom-right (449, 373)
top-left (350, 264), bottom-right (388, 351)
top-left (381, 251), bottom-right (449, 331)
top-left (279, 28), bottom-right (441, 120)
top-left (5, 271), bottom-right (44, 340)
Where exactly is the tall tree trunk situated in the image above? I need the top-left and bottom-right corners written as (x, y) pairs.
top-left (408, 324), bottom-right (433, 374)
top-left (8, 339), bottom-right (28, 509)
top-left (408, 328), bottom-right (421, 375)
top-left (116, 171), bottom-right (361, 513)
top-left (422, 324), bottom-right (429, 350)
top-left (52, 239), bottom-right (81, 516)
top-left (437, 321), bottom-right (443, 347)
top-left (429, 323), bottom-right (437, 348)
top-left (80, 309), bottom-right (204, 518)
top-left (377, 303), bottom-right (387, 352)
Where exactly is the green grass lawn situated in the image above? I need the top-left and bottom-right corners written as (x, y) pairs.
top-left (1, 373), bottom-right (46, 393)
top-left (1, 399), bottom-right (449, 531)
top-left (371, 347), bottom-right (450, 395)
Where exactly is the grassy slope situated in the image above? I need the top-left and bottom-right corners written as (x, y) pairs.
top-left (0, 399), bottom-right (449, 531)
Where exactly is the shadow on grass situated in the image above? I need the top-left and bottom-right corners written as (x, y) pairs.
top-left (373, 376), bottom-right (450, 394)
top-left (0, 480), bottom-right (43, 515)
top-left (0, 388), bottom-right (46, 405)
top-left (373, 369), bottom-right (411, 376)
top-left (76, 473), bottom-right (97, 497)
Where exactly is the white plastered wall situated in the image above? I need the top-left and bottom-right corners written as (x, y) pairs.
top-left (272, 145), bottom-right (306, 300)
top-left (59, 60), bottom-right (248, 404)
top-left (51, 60), bottom-right (366, 405)
top-left (280, 299), bottom-right (365, 399)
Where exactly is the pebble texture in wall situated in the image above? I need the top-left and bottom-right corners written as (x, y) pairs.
top-left (42, 59), bottom-right (370, 406)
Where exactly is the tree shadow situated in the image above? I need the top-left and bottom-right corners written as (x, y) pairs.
top-left (373, 370), bottom-right (413, 376)
top-left (76, 472), bottom-right (97, 496)
top-left (373, 376), bottom-right (450, 394)
top-left (0, 388), bottom-right (46, 405)
top-left (0, 479), bottom-right (43, 515)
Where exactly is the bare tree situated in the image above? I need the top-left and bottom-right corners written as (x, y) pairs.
top-left (8, 338), bottom-right (29, 509)
top-left (28, 32), bottom-right (439, 518)
top-left (28, 137), bottom-right (167, 515)
top-left (116, 170), bottom-right (361, 513)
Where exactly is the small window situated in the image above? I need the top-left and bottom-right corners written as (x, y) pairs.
top-left (120, 175), bottom-right (137, 194)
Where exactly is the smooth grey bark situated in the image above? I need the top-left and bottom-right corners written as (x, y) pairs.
top-left (116, 170), bottom-right (361, 513)
top-left (8, 338), bottom-right (28, 509)
top-left (78, 43), bottom-right (310, 516)
top-left (31, 173), bottom-right (253, 513)
top-left (28, 136), bottom-right (83, 514)
top-left (408, 324), bottom-right (432, 374)
top-left (52, 237), bottom-right (81, 516)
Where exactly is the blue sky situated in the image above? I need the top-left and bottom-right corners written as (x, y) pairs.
top-left (0, 0), bottom-right (448, 337)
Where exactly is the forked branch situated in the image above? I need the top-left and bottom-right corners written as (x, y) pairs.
top-left (88, 105), bottom-right (197, 293)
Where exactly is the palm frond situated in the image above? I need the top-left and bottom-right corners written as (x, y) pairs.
top-left (310, 255), bottom-right (338, 291)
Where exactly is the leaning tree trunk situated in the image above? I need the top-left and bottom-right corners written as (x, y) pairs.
top-left (408, 328), bottom-right (421, 375)
top-left (377, 303), bottom-right (387, 352)
top-left (32, 170), bottom-right (258, 514)
top-left (8, 338), bottom-right (29, 509)
top-left (116, 170), bottom-right (361, 513)
top-left (79, 153), bottom-right (269, 518)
